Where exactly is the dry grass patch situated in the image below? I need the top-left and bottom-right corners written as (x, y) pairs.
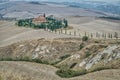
top-left (0, 61), bottom-right (61, 80)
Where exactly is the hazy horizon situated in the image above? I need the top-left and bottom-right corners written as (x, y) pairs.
top-left (9, 0), bottom-right (120, 3)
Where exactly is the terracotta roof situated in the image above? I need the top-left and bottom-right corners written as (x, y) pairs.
top-left (33, 16), bottom-right (47, 23)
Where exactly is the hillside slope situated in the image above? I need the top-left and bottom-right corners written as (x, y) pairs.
top-left (0, 1), bottom-right (108, 19)
top-left (0, 61), bottom-right (61, 80)
top-left (0, 38), bottom-right (120, 80)
top-left (0, 38), bottom-right (120, 67)
top-left (0, 21), bottom-right (76, 47)
top-left (0, 17), bottom-right (120, 47)
top-left (0, 61), bottom-right (120, 80)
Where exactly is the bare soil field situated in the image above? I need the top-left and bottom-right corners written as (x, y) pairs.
top-left (66, 16), bottom-right (120, 34)
top-left (0, 21), bottom-right (76, 47)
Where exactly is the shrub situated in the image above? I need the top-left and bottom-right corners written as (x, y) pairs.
top-left (82, 36), bottom-right (88, 41)
top-left (85, 52), bottom-right (91, 58)
top-left (0, 57), bottom-right (50, 65)
top-left (56, 69), bottom-right (86, 78)
top-left (21, 56), bottom-right (30, 61)
top-left (5, 57), bottom-right (13, 61)
top-left (79, 43), bottom-right (84, 50)
top-left (32, 58), bottom-right (42, 63)
top-left (94, 40), bottom-right (99, 43)
top-left (0, 57), bottom-right (3, 61)
top-left (70, 63), bottom-right (77, 68)
top-left (0, 57), bottom-right (13, 61)
top-left (60, 54), bottom-right (71, 60)
top-left (51, 60), bottom-right (61, 65)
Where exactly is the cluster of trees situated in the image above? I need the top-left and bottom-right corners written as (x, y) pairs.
top-left (17, 17), bottom-right (68, 31)
top-left (56, 68), bottom-right (87, 78)
top-left (100, 16), bottom-right (120, 20)
top-left (17, 19), bottom-right (33, 27)
top-left (84, 32), bottom-right (119, 39)
top-left (46, 17), bottom-right (68, 30)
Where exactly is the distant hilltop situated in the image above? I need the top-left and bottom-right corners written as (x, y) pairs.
top-left (0, 1), bottom-right (120, 18)
top-left (0, 0), bottom-right (9, 2)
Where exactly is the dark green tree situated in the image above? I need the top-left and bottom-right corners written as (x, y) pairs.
top-left (63, 19), bottom-right (68, 28)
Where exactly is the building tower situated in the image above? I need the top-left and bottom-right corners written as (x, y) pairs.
top-left (43, 13), bottom-right (46, 17)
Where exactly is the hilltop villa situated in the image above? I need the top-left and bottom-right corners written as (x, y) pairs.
top-left (32, 14), bottom-right (47, 24)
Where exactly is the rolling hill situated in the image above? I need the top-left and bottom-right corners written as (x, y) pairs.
top-left (0, 1), bottom-right (120, 80)
top-left (0, 38), bottom-right (120, 80)
top-left (0, 1), bottom-right (113, 20)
